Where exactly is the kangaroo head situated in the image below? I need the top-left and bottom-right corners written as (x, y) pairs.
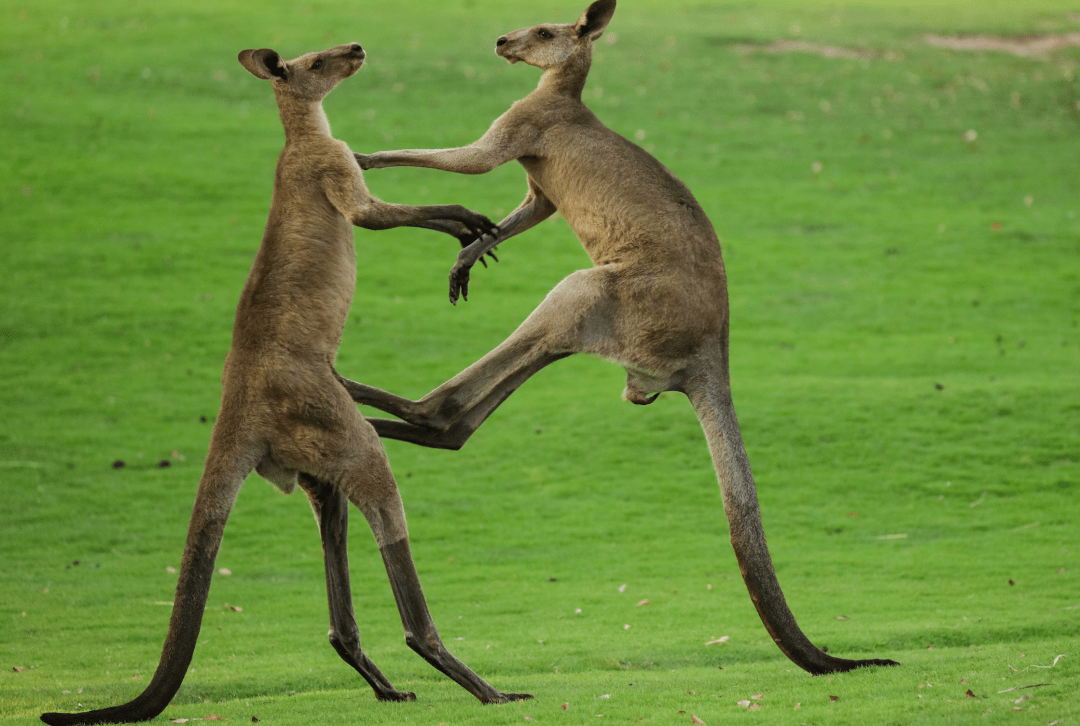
top-left (495, 0), bottom-right (615, 71)
top-left (238, 43), bottom-right (365, 101)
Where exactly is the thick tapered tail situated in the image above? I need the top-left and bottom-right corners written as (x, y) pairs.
top-left (685, 377), bottom-right (898, 674)
top-left (42, 473), bottom-right (243, 725)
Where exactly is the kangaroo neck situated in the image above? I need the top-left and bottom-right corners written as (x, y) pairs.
top-left (275, 93), bottom-right (332, 142)
top-left (537, 51), bottom-right (591, 100)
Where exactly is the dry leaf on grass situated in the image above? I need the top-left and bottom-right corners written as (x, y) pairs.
top-left (829, 695), bottom-right (839, 702)
top-left (169, 720), bottom-right (189, 724)
top-left (203, 716), bottom-right (224, 721)
top-left (562, 702), bottom-right (569, 711)
top-left (691, 715), bottom-right (706, 725)
top-left (965, 689), bottom-right (977, 698)
top-left (737, 700), bottom-right (751, 707)
top-left (636, 599), bottom-right (649, 606)
top-left (12, 666), bottom-right (26, 672)
top-left (705, 636), bottom-right (729, 646)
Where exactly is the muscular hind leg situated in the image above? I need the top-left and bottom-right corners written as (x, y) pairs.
top-left (298, 473), bottom-right (415, 702)
top-left (320, 421), bottom-right (532, 703)
top-left (339, 267), bottom-right (623, 450)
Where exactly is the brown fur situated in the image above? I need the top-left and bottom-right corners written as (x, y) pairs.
top-left (41, 43), bottom-right (528, 726)
top-left (348, 1), bottom-right (899, 675)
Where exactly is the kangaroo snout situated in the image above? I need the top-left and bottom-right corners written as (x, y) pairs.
top-left (495, 36), bottom-right (519, 63)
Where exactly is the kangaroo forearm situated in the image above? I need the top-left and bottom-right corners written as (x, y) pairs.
top-left (454, 195), bottom-right (554, 270)
top-left (362, 146), bottom-right (508, 175)
top-left (409, 218), bottom-right (464, 236)
top-left (352, 202), bottom-right (494, 237)
top-left (495, 194), bottom-right (557, 243)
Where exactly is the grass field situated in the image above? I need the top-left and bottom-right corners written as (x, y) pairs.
top-left (2, 0), bottom-right (1078, 724)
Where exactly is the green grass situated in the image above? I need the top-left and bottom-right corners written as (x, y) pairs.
top-left (2, 0), bottom-right (1078, 724)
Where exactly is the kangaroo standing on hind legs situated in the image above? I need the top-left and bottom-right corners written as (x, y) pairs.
top-left (347, 0), bottom-right (900, 675)
top-left (41, 42), bottom-right (529, 726)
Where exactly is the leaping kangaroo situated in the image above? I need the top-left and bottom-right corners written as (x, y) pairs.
top-left (41, 43), bottom-right (528, 726)
top-left (348, 0), bottom-right (899, 675)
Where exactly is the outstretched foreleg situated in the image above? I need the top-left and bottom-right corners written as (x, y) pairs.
top-left (352, 200), bottom-right (497, 241)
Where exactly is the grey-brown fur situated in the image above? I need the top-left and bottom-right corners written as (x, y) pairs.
top-left (348, 1), bottom-right (899, 676)
top-left (41, 43), bottom-right (527, 726)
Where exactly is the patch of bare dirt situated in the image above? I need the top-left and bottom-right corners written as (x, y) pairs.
top-left (732, 39), bottom-right (883, 60)
top-left (924, 33), bottom-right (1080, 57)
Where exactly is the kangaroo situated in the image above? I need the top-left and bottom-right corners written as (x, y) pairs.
top-left (41, 43), bottom-right (529, 726)
top-left (347, 0), bottom-right (899, 676)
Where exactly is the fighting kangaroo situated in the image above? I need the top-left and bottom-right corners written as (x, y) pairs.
top-left (348, 0), bottom-right (899, 675)
top-left (41, 43), bottom-right (528, 726)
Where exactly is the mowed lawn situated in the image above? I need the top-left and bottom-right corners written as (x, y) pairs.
top-left (1, 1), bottom-right (1078, 725)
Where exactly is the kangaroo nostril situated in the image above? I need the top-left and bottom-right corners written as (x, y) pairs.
top-left (496, 37), bottom-right (508, 47)
top-left (351, 43), bottom-right (363, 53)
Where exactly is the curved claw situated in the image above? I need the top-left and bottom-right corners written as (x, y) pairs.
top-left (449, 262), bottom-right (470, 305)
top-left (462, 214), bottom-right (496, 239)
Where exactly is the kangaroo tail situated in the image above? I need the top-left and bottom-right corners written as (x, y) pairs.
top-left (41, 468), bottom-right (246, 725)
top-left (685, 375), bottom-right (898, 674)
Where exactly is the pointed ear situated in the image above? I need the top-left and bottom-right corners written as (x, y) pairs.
top-left (238, 48), bottom-right (287, 80)
top-left (575, 0), bottom-right (616, 40)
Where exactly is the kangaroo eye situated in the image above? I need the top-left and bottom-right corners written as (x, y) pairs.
top-left (538, 29), bottom-right (553, 39)
top-left (311, 58), bottom-right (323, 70)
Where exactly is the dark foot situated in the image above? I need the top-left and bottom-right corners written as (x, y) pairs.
top-left (376, 689), bottom-right (417, 702)
top-left (484, 692), bottom-right (534, 704)
top-left (814, 657), bottom-right (900, 675)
